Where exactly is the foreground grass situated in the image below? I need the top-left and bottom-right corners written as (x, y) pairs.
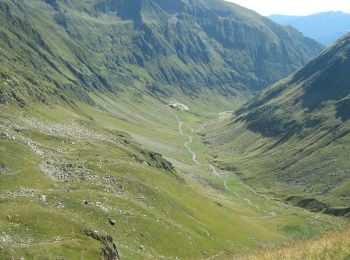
top-left (236, 225), bottom-right (350, 260)
top-left (0, 96), bottom-right (346, 259)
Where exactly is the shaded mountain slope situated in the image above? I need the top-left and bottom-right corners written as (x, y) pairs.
top-left (207, 34), bottom-right (350, 209)
top-left (0, 0), bottom-right (324, 107)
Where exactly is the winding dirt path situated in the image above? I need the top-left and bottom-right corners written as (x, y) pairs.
top-left (169, 107), bottom-right (260, 210)
top-left (183, 124), bottom-right (201, 165)
top-left (208, 164), bottom-right (229, 190)
top-left (169, 107), bottom-right (229, 190)
top-left (168, 108), bottom-right (272, 224)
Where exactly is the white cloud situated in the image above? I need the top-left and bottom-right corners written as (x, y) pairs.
top-left (226, 0), bottom-right (350, 16)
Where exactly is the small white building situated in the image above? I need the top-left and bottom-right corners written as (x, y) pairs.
top-left (169, 102), bottom-right (189, 111)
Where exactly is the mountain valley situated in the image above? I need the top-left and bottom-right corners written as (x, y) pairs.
top-left (0, 0), bottom-right (349, 259)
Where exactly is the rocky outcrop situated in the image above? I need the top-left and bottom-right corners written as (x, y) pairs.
top-left (84, 230), bottom-right (120, 260)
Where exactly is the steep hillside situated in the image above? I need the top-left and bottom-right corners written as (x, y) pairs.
top-left (0, 0), bottom-right (344, 258)
top-left (0, 0), bottom-right (323, 108)
top-left (206, 33), bottom-right (350, 213)
top-left (269, 11), bottom-right (350, 46)
top-left (1, 94), bottom-right (344, 259)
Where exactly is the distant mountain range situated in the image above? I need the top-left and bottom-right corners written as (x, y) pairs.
top-left (268, 11), bottom-right (350, 46)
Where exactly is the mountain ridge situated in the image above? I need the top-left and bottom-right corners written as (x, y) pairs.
top-left (207, 33), bottom-right (350, 209)
top-left (0, 0), bottom-right (324, 108)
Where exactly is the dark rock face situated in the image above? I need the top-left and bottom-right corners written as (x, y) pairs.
top-left (44, 0), bottom-right (59, 10)
top-left (0, 0), bottom-right (324, 105)
top-left (286, 196), bottom-right (350, 218)
top-left (148, 151), bottom-right (174, 171)
top-left (84, 230), bottom-right (120, 260)
top-left (336, 98), bottom-right (350, 122)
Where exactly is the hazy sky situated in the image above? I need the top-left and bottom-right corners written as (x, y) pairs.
top-left (226, 0), bottom-right (350, 16)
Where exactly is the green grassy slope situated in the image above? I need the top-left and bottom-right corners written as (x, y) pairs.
top-left (0, 94), bottom-right (345, 259)
top-left (0, 0), bottom-right (345, 258)
top-left (0, 0), bottom-right (323, 108)
top-left (235, 225), bottom-right (350, 260)
top-left (206, 34), bottom-right (350, 214)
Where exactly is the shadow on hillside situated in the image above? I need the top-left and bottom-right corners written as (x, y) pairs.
top-left (336, 98), bottom-right (350, 122)
top-left (286, 196), bottom-right (350, 218)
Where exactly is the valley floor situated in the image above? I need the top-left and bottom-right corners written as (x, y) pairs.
top-left (0, 93), bottom-right (347, 259)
